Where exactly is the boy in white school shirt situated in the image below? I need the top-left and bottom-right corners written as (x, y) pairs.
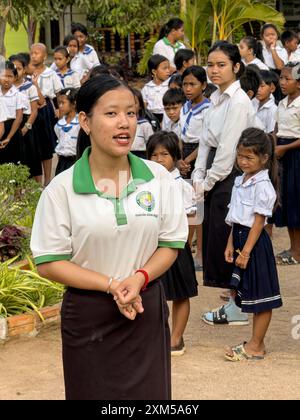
top-left (162, 87), bottom-right (185, 139)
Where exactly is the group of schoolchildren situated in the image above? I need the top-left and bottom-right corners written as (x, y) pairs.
top-left (1, 18), bottom-right (300, 361)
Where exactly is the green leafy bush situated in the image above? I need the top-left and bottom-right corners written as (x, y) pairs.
top-left (0, 257), bottom-right (65, 319)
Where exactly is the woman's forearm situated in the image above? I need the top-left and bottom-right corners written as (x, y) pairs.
top-left (37, 260), bottom-right (111, 292)
top-left (142, 247), bottom-right (178, 281)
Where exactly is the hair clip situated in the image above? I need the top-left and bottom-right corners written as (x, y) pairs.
top-left (66, 89), bottom-right (71, 96)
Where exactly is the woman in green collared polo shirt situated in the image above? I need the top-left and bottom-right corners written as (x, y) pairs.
top-left (153, 18), bottom-right (186, 73)
top-left (30, 75), bottom-right (188, 400)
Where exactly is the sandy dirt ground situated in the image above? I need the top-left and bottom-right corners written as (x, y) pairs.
top-left (0, 228), bottom-right (299, 400)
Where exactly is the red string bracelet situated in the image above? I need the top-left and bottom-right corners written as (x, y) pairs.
top-left (135, 269), bottom-right (149, 291)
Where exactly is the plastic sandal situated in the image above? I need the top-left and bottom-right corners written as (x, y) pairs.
top-left (225, 343), bottom-right (265, 362)
top-left (276, 255), bottom-right (300, 265)
top-left (202, 305), bottom-right (249, 326)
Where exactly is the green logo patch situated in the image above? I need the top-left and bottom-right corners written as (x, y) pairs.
top-left (136, 191), bottom-right (155, 212)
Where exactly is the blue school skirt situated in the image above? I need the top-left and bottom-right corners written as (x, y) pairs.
top-left (230, 224), bottom-right (282, 314)
top-left (274, 137), bottom-right (300, 229)
top-left (0, 119), bottom-right (21, 164)
top-left (38, 98), bottom-right (57, 158)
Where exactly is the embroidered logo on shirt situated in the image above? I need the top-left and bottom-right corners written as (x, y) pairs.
top-left (136, 191), bottom-right (155, 212)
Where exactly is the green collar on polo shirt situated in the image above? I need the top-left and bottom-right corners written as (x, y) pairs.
top-left (163, 37), bottom-right (181, 50)
top-left (73, 146), bottom-right (154, 197)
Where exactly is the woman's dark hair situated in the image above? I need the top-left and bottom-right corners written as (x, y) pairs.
top-left (147, 131), bottom-right (182, 161)
top-left (54, 46), bottom-right (71, 68)
top-left (9, 53), bottom-right (28, 68)
top-left (208, 41), bottom-right (244, 79)
top-left (237, 127), bottom-right (279, 208)
top-left (240, 65), bottom-right (261, 97)
top-left (182, 65), bottom-right (207, 84)
top-left (109, 64), bottom-right (127, 82)
top-left (63, 34), bottom-right (80, 49)
top-left (3, 60), bottom-right (18, 77)
top-left (163, 88), bottom-right (185, 106)
top-left (71, 22), bottom-right (88, 37)
top-left (241, 36), bottom-right (264, 62)
top-left (131, 87), bottom-right (146, 118)
top-left (174, 48), bottom-right (195, 71)
top-left (158, 18), bottom-right (184, 40)
top-left (168, 73), bottom-right (182, 88)
top-left (204, 83), bottom-right (218, 98)
top-left (76, 75), bottom-right (131, 159)
top-left (58, 87), bottom-right (78, 105)
top-left (17, 52), bottom-right (30, 67)
top-left (148, 54), bottom-right (169, 76)
top-left (89, 65), bottom-right (110, 79)
top-left (259, 69), bottom-right (279, 87)
top-left (260, 23), bottom-right (280, 39)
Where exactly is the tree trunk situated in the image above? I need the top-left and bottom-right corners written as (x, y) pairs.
top-left (26, 16), bottom-right (37, 48)
top-left (0, 17), bottom-right (7, 57)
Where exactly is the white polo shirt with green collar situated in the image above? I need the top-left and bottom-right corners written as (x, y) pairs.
top-left (31, 148), bottom-right (188, 280)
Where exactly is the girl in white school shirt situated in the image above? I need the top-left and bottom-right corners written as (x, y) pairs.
top-left (274, 63), bottom-right (300, 265)
top-left (260, 24), bottom-right (288, 72)
top-left (238, 36), bottom-right (269, 70)
top-left (0, 61), bottom-right (23, 164)
top-left (71, 22), bottom-right (100, 69)
top-left (54, 88), bottom-right (79, 175)
top-left (11, 54), bottom-right (42, 182)
top-left (141, 54), bottom-right (171, 124)
top-left (193, 41), bottom-right (259, 326)
top-left (63, 34), bottom-right (92, 80)
top-left (53, 46), bottom-right (81, 89)
top-left (30, 75), bottom-right (188, 400)
top-left (153, 18), bottom-right (185, 73)
top-left (30, 43), bottom-right (63, 186)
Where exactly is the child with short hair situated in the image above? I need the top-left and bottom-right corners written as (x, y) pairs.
top-left (168, 73), bottom-right (182, 89)
top-left (53, 46), bottom-right (81, 89)
top-left (274, 62), bottom-right (300, 265)
top-left (174, 48), bottom-right (195, 74)
top-left (71, 22), bottom-right (100, 68)
top-left (147, 130), bottom-right (198, 356)
top-left (281, 30), bottom-right (300, 62)
top-left (54, 88), bottom-right (79, 175)
top-left (162, 87), bottom-right (185, 138)
top-left (252, 70), bottom-right (278, 134)
top-left (224, 127), bottom-right (282, 361)
top-left (141, 54), bottom-right (171, 124)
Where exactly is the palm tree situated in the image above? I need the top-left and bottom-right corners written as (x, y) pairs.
top-left (182, 0), bottom-right (285, 63)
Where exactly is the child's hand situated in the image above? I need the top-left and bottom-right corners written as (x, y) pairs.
top-left (225, 245), bottom-right (234, 263)
top-left (177, 159), bottom-right (190, 175)
top-left (0, 138), bottom-right (10, 149)
top-left (275, 145), bottom-right (286, 159)
top-left (235, 254), bottom-right (249, 270)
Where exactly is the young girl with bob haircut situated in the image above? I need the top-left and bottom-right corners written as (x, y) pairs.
top-left (30, 75), bottom-right (188, 400)
top-left (224, 127), bottom-right (282, 361)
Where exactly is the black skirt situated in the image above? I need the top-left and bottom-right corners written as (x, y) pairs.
top-left (0, 119), bottom-right (21, 164)
top-left (203, 148), bottom-right (240, 288)
top-left (182, 142), bottom-right (198, 179)
top-left (19, 115), bottom-right (43, 177)
top-left (230, 224), bottom-right (282, 313)
top-left (55, 155), bottom-right (76, 175)
top-left (160, 242), bottom-right (198, 301)
top-left (37, 98), bottom-right (57, 159)
top-left (274, 137), bottom-right (300, 229)
top-left (61, 281), bottom-right (171, 400)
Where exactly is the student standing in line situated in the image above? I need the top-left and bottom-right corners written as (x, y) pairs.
top-left (148, 131), bottom-right (197, 357)
top-left (238, 36), bottom-right (269, 70)
top-left (193, 41), bottom-right (259, 326)
top-left (141, 54), bottom-right (171, 124)
top-left (174, 49), bottom-right (196, 75)
top-left (53, 46), bottom-right (81, 89)
top-left (71, 22), bottom-right (100, 69)
top-left (153, 18), bottom-right (185, 73)
top-left (30, 75), bottom-right (188, 400)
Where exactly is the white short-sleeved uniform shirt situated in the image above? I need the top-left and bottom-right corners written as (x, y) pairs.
top-left (131, 118), bottom-right (153, 151)
top-left (193, 81), bottom-right (261, 191)
top-left (0, 85), bottom-right (23, 119)
top-left (37, 67), bottom-right (63, 99)
top-left (276, 95), bottom-right (300, 138)
top-left (82, 44), bottom-right (100, 68)
top-left (141, 80), bottom-right (170, 114)
top-left (252, 96), bottom-right (277, 133)
top-left (262, 44), bottom-right (288, 70)
top-left (0, 97), bottom-right (8, 122)
top-left (30, 148), bottom-right (188, 280)
top-left (55, 69), bottom-right (81, 89)
top-left (225, 170), bottom-right (276, 228)
top-left (17, 79), bottom-right (39, 115)
top-left (162, 114), bottom-right (181, 139)
top-left (153, 38), bottom-right (185, 67)
top-left (171, 168), bottom-right (196, 215)
top-left (287, 50), bottom-right (300, 62)
top-left (54, 115), bottom-right (80, 157)
top-left (242, 57), bottom-right (269, 70)
top-left (180, 99), bottom-right (211, 144)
